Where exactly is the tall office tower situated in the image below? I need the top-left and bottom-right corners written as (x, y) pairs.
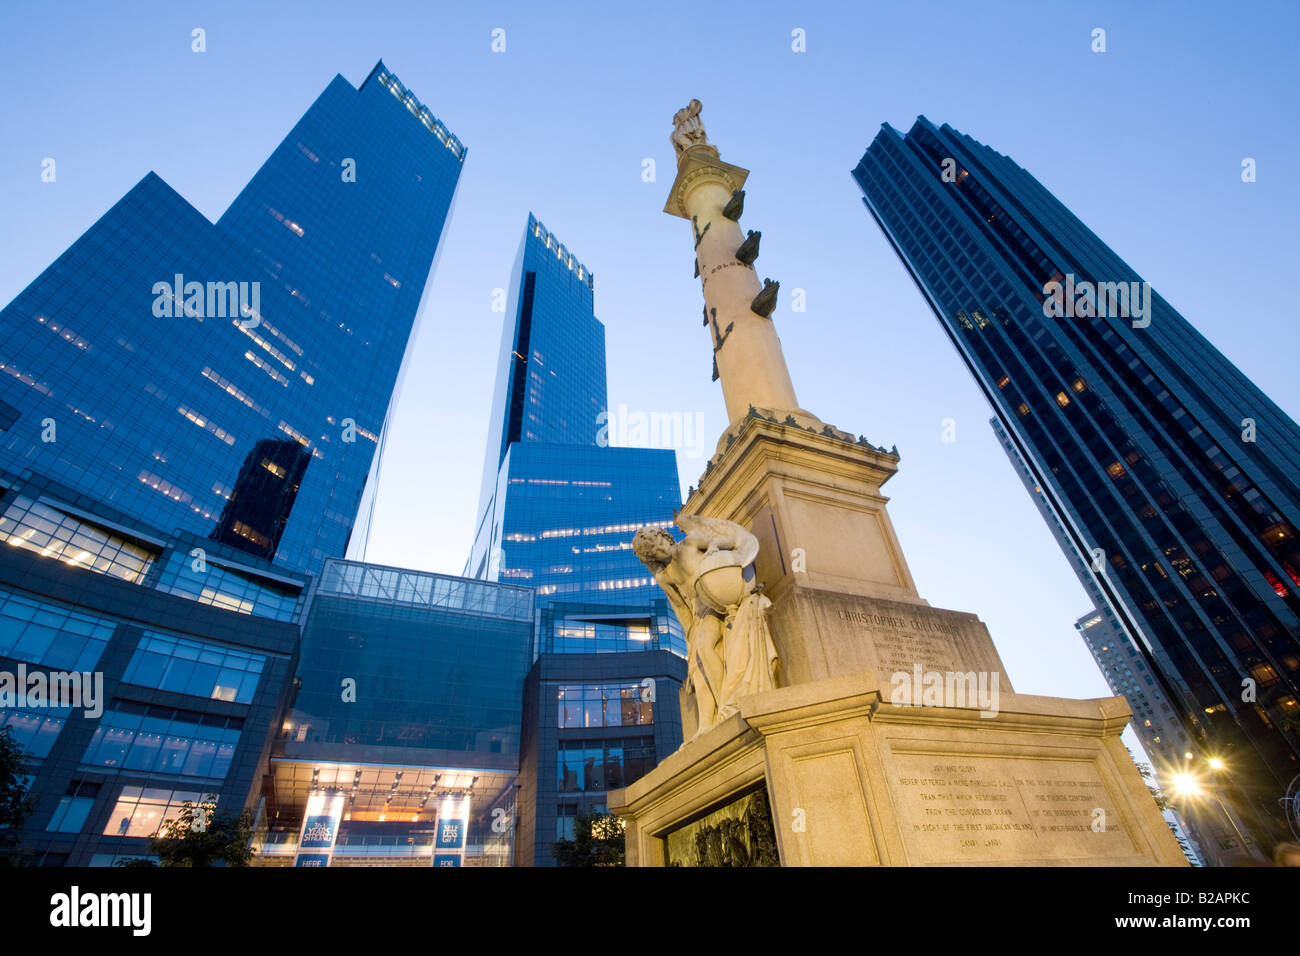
top-left (1074, 610), bottom-right (1223, 866)
top-left (990, 415), bottom-right (1192, 767)
top-left (1076, 611), bottom-right (1191, 768)
top-left (0, 61), bottom-right (465, 574)
top-left (0, 61), bottom-right (462, 866)
top-left (855, 117), bottom-right (1300, 849)
top-left (467, 215), bottom-right (685, 653)
top-left (467, 215), bottom-right (687, 864)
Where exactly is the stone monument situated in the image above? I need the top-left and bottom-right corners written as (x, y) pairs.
top-left (606, 101), bottom-right (1188, 867)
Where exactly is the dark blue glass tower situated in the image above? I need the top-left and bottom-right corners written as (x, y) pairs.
top-left (467, 215), bottom-right (685, 655)
top-left (855, 117), bottom-right (1300, 849)
top-left (0, 61), bottom-right (464, 574)
top-left (0, 61), bottom-right (465, 866)
top-left (990, 416), bottom-right (1195, 769)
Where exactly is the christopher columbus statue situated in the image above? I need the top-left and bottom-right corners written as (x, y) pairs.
top-left (670, 98), bottom-right (709, 157)
top-left (633, 514), bottom-right (780, 739)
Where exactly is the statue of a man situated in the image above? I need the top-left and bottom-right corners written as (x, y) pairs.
top-left (670, 98), bottom-right (709, 157)
top-left (633, 514), bottom-right (780, 739)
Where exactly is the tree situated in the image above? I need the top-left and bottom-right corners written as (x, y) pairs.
top-left (552, 810), bottom-right (625, 867)
top-left (1128, 750), bottom-right (1197, 864)
top-left (150, 801), bottom-right (256, 867)
top-left (0, 728), bottom-right (36, 866)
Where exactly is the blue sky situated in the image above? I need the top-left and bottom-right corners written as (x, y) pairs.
top-left (2, 0), bottom-right (1297, 728)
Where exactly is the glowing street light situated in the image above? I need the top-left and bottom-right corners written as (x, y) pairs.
top-left (1170, 773), bottom-right (1204, 799)
top-left (1167, 765), bottom-right (1264, 863)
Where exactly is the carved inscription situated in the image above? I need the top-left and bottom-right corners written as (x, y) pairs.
top-left (893, 753), bottom-right (1134, 862)
top-left (837, 608), bottom-right (963, 675)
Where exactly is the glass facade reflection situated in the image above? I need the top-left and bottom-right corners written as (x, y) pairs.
top-left (81, 704), bottom-right (243, 780)
top-left (483, 445), bottom-right (686, 655)
top-left (478, 214), bottom-right (603, 479)
top-left (285, 560), bottom-right (532, 753)
top-left (121, 633), bottom-right (266, 704)
top-left (0, 494), bottom-right (157, 583)
top-left (556, 737), bottom-right (655, 793)
top-left (558, 682), bottom-right (655, 729)
top-left (0, 61), bottom-right (465, 574)
top-left (0, 588), bottom-right (114, 673)
top-left (854, 117), bottom-right (1300, 850)
top-left (258, 558), bottom-right (533, 866)
top-left (0, 467), bottom-right (304, 865)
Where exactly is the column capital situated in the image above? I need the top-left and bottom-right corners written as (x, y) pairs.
top-left (664, 146), bottom-right (750, 219)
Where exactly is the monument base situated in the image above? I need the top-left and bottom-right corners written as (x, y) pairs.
top-left (608, 670), bottom-right (1188, 866)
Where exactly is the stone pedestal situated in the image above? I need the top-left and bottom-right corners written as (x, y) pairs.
top-left (609, 671), bottom-right (1189, 867)
top-left (686, 410), bottom-right (1014, 690)
top-left (613, 410), bottom-right (1184, 866)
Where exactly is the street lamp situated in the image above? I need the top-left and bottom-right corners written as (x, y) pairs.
top-left (1168, 757), bottom-right (1262, 863)
top-left (1170, 773), bottom-right (1203, 800)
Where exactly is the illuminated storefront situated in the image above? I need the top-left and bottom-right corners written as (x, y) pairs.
top-left (254, 560), bottom-right (532, 866)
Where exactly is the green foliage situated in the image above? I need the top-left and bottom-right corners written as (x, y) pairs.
top-left (1131, 758), bottom-right (1172, 812)
top-left (0, 728), bottom-right (36, 867)
top-left (150, 801), bottom-right (256, 867)
top-left (1127, 748), bottom-right (1197, 863)
top-left (552, 810), bottom-right (625, 867)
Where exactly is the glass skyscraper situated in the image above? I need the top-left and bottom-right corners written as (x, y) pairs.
top-left (854, 117), bottom-right (1300, 850)
top-left (0, 61), bottom-right (465, 866)
top-left (0, 61), bottom-right (465, 575)
top-left (466, 214), bottom-right (685, 654)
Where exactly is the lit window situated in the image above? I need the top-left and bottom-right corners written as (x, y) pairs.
top-left (178, 406), bottom-right (235, 445)
top-left (103, 787), bottom-right (218, 838)
top-left (244, 351), bottom-right (289, 386)
top-left (0, 495), bottom-right (157, 583)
